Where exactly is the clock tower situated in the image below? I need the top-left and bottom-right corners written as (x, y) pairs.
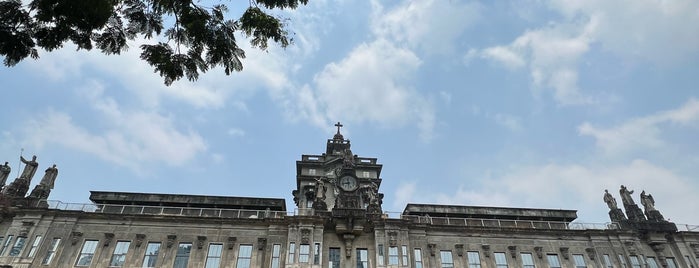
top-left (292, 122), bottom-right (384, 218)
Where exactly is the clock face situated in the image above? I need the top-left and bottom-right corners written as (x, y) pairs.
top-left (339, 176), bottom-right (358, 191)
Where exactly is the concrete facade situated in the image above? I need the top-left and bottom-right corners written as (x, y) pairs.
top-left (0, 126), bottom-right (697, 268)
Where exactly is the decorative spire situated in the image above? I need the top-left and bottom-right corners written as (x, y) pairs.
top-left (333, 122), bottom-right (344, 140)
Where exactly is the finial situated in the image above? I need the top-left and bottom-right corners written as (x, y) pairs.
top-left (335, 122), bottom-right (343, 134)
top-left (333, 122), bottom-right (345, 141)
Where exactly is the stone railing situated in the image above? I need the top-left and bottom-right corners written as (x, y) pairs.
top-left (46, 200), bottom-right (286, 219)
top-left (400, 214), bottom-right (620, 230)
top-left (677, 224), bottom-right (699, 232)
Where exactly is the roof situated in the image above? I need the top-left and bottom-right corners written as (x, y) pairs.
top-left (89, 191), bottom-right (286, 211)
top-left (403, 203), bottom-right (577, 222)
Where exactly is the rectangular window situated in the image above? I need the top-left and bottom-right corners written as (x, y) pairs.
top-left (9, 236), bottom-right (26, 256)
top-left (414, 249), bottom-right (423, 268)
top-left (684, 257), bottom-right (691, 268)
top-left (309, 168), bottom-right (316, 175)
top-left (389, 246), bottom-right (399, 265)
top-left (468, 251), bottom-right (481, 268)
top-left (237, 244), bottom-right (253, 268)
top-left (75, 240), bottom-right (99, 266)
top-left (646, 257), bottom-right (659, 268)
top-left (142, 242), bottom-right (160, 268)
top-left (109, 241), bottom-right (131, 267)
top-left (0, 235), bottom-right (14, 256)
top-left (357, 248), bottom-right (369, 268)
top-left (42, 238), bottom-right (61, 265)
top-left (548, 254), bottom-right (562, 268)
top-left (329, 248), bottom-right (341, 268)
top-left (401, 245), bottom-right (409, 266)
top-left (363, 171), bottom-right (370, 178)
top-left (288, 242), bottom-right (296, 263)
top-left (314, 243), bottom-right (321, 265)
top-left (603, 255), bottom-right (613, 268)
top-left (495, 252), bottom-right (508, 268)
top-left (174, 242), bottom-right (192, 268)
top-left (27, 235), bottom-right (42, 258)
top-left (378, 244), bottom-right (384, 265)
top-left (440, 251), bottom-right (454, 268)
top-left (521, 253), bottom-right (535, 268)
top-left (666, 257), bottom-right (677, 268)
top-left (300, 244), bottom-right (310, 263)
top-left (629, 256), bottom-right (641, 268)
top-left (573, 254), bottom-right (586, 268)
top-left (618, 255), bottom-right (627, 268)
top-left (271, 244), bottom-right (281, 268)
top-left (205, 243), bottom-right (223, 268)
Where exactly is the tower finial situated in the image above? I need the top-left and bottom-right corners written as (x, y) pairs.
top-left (333, 122), bottom-right (344, 141)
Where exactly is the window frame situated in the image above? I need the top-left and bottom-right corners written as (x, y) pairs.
top-left (494, 252), bottom-right (508, 268)
top-left (521, 252), bottom-right (535, 268)
top-left (547, 254), bottom-right (562, 268)
top-left (299, 244), bottom-right (311, 263)
top-left (329, 247), bottom-right (341, 268)
top-left (75, 239), bottom-right (99, 267)
top-left (573, 254), bottom-right (586, 268)
top-left (109, 240), bottom-right (131, 267)
top-left (602, 254), bottom-right (613, 268)
top-left (204, 243), bottom-right (223, 268)
top-left (414, 248), bottom-right (423, 268)
top-left (236, 244), bottom-right (254, 268)
top-left (9, 236), bottom-right (27, 257)
top-left (142, 242), bottom-right (161, 268)
top-left (0, 235), bottom-right (14, 256)
top-left (440, 250), bottom-right (454, 268)
top-left (288, 242), bottom-right (296, 263)
top-left (468, 251), bottom-right (482, 268)
top-left (173, 242), bottom-right (193, 268)
top-left (26, 235), bottom-right (43, 258)
top-left (271, 244), bottom-right (281, 268)
top-left (314, 243), bottom-right (321, 265)
top-left (389, 246), bottom-right (399, 265)
top-left (629, 255), bottom-right (641, 268)
top-left (357, 248), bottom-right (369, 268)
top-left (401, 245), bottom-right (409, 266)
top-left (42, 238), bottom-right (61, 265)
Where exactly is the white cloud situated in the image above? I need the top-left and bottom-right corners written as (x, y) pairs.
top-left (18, 81), bottom-right (207, 173)
top-left (287, 39), bottom-right (436, 140)
top-left (227, 128), bottom-right (246, 137)
top-left (371, 0), bottom-right (482, 55)
top-left (578, 98), bottom-right (699, 155)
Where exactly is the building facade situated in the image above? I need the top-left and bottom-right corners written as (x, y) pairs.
top-left (0, 125), bottom-right (697, 268)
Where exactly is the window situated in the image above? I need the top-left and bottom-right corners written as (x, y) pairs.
top-left (309, 169), bottom-right (316, 175)
top-left (300, 244), bottom-right (310, 263)
top-left (205, 243), bottom-right (223, 268)
top-left (42, 238), bottom-right (61, 265)
top-left (314, 243), bottom-right (321, 265)
top-left (357, 248), bottom-right (369, 268)
top-left (363, 171), bottom-right (371, 178)
top-left (237, 244), bottom-right (253, 268)
top-left (603, 255), bottom-right (613, 268)
top-left (666, 257), bottom-right (678, 268)
top-left (495, 252), bottom-right (508, 268)
top-left (402, 246), bottom-right (409, 266)
top-left (142, 242), bottom-right (160, 268)
top-left (468, 251), bottom-right (481, 268)
top-left (109, 241), bottom-right (131, 267)
top-left (27, 235), bottom-right (42, 257)
top-left (629, 256), bottom-right (641, 268)
top-left (646, 257), bottom-right (659, 268)
top-left (174, 242), bottom-right (192, 268)
top-left (521, 253), bottom-right (535, 268)
top-left (329, 248), bottom-right (341, 268)
top-left (378, 244), bottom-right (384, 265)
top-left (0, 235), bottom-right (13, 256)
top-left (547, 254), bottom-right (562, 268)
top-left (271, 244), bottom-right (281, 268)
top-left (9, 236), bottom-right (26, 256)
top-left (618, 255), bottom-right (627, 268)
top-left (441, 251), bottom-right (454, 268)
top-left (75, 240), bottom-right (99, 266)
top-left (389, 246), bottom-right (399, 265)
top-left (684, 257), bottom-right (692, 268)
top-left (414, 249), bottom-right (423, 268)
top-left (288, 242), bottom-right (296, 263)
top-left (573, 254), bottom-right (586, 268)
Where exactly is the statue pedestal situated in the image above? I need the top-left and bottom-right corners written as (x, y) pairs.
top-left (609, 208), bottom-right (627, 222)
top-left (646, 210), bottom-right (665, 221)
top-left (624, 204), bottom-right (646, 221)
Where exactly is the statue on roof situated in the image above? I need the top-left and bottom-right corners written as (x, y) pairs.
top-left (19, 155), bottom-right (39, 181)
top-left (39, 164), bottom-right (58, 189)
top-left (603, 189), bottom-right (618, 210)
top-left (619, 185), bottom-right (636, 206)
top-left (0, 161), bottom-right (10, 187)
top-left (640, 190), bottom-right (655, 212)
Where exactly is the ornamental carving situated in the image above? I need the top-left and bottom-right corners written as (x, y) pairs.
top-left (508, 246), bottom-right (517, 259)
top-left (70, 232), bottom-right (83, 245)
top-left (227, 237), bottom-right (237, 250)
top-left (197, 236), bottom-right (207, 249)
top-left (258, 238), bottom-right (267, 250)
top-left (585, 248), bottom-right (596, 260)
top-left (104, 233), bottom-right (115, 247)
top-left (482, 244), bottom-right (491, 258)
top-left (387, 231), bottom-right (398, 247)
top-left (455, 244), bottom-right (464, 257)
top-left (560, 247), bottom-right (569, 259)
top-left (428, 243), bottom-right (437, 256)
top-left (166, 235), bottom-right (177, 248)
top-left (534, 247), bottom-right (543, 259)
top-left (135, 234), bottom-right (146, 247)
top-left (301, 228), bottom-right (312, 244)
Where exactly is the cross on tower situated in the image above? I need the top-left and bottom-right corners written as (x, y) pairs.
top-left (335, 122), bottom-right (343, 134)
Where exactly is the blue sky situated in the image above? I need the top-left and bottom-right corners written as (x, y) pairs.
top-left (1, 0), bottom-right (699, 225)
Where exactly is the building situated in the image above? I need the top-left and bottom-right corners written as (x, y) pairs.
top-left (0, 124), bottom-right (697, 268)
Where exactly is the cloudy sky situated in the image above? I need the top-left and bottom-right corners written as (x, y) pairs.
top-left (1, 0), bottom-right (698, 225)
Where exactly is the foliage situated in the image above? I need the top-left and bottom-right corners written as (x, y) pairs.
top-left (0, 0), bottom-right (308, 85)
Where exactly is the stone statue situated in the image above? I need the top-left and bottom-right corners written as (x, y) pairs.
top-left (0, 161), bottom-right (10, 187)
top-left (19, 155), bottom-right (39, 181)
top-left (640, 190), bottom-right (656, 212)
top-left (619, 185), bottom-right (635, 206)
top-left (603, 189), bottom-right (617, 210)
top-left (315, 177), bottom-right (327, 200)
top-left (342, 148), bottom-right (355, 168)
top-left (39, 164), bottom-right (58, 189)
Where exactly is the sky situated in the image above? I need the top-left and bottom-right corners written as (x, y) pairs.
top-left (1, 0), bottom-right (699, 225)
